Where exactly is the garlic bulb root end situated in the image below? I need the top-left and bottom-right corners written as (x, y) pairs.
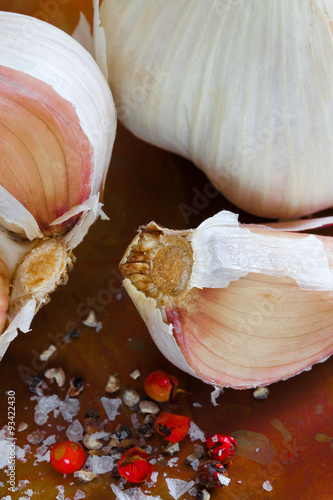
top-left (10, 239), bottom-right (73, 311)
top-left (120, 222), bottom-right (193, 306)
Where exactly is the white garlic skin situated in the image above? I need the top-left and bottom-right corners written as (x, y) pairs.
top-left (100, 0), bottom-right (333, 219)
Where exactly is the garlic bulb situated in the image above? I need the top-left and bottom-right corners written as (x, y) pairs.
top-left (0, 12), bottom-right (116, 358)
top-left (100, 0), bottom-right (333, 219)
top-left (120, 211), bottom-right (333, 394)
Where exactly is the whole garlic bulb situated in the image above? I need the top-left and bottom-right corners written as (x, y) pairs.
top-left (0, 12), bottom-right (116, 358)
top-left (100, 0), bottom-right (333, 219)
top-left (120, 211), bottom-right (333, 397)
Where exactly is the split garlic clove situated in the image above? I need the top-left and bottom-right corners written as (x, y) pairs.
top-left (0, 12), bottom-right (116, 358)
top-left (0, 11), bottom-right (115, 237)
top-left (99, 0), bottom-right (333, 219)
top-left (119, 211), bottom-right (333, 392)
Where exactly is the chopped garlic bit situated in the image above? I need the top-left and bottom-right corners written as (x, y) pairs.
top-left (139, 400), bottom-right (160, 414)
top-left (39, 344), bottom-right (57, 361)
top-left (82, 310), bottom-right (98, 327)
top-left (18, 422), bottom-right (28, 432)
top-left (253, 386), bottom-right (270, 399)
top-left (105, 373), bottom-right (120, 393)
top-left (122, 388), bottom-right (140, 408)
top-left (130, 369), bottom-right (141, 380)
top-left (44, 367), bottom-right (66, 387)
top-left (74, 470), bottom-right (97, 483)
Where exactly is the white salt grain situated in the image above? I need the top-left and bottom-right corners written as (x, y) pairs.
top-left (111, 484), bottom-right (163, 499)
top-left (193, 402), bottom-right (202, 407)
top-left (189, 421), bottom-right (205, 442)
top-left (43, 435), bottom-right (56, 446)
top-left (59, 397), bottom-right (80, 422)
top-left (0, 440), bottom-right (10, 469)
top-left (85, 455), bottom-right (115, 474)
top-left (263, 480), bottom-right (273, 491)
top-left (101, 397), bottom-right (122, 421)
top-left (34, 395), bottom-right (61, 425)
top-left (90, 430), bottom-right (110, 441)
top-left (35, 449), bottom-right (50, 463)
top-left (191, 458), bottom-right (200, 471)
top-left (218, 473), bottom-right (231, 486)
top-left (130, 413), bottom-right (140, 429)
top-left (66, 420), bottom-right (84, 442)
top-left (167, 457), bottom-right (179, 467)
top-left (165, 478), bottom-right (196, 500)
top-left (74, 491), bottom-right (86, 500)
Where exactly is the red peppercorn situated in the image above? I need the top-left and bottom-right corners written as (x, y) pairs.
top-left (144, 370), bottom-right (179, 402)
top-left (155, 411), bottom-right (191, 443)
top-left (50, 441), bottom-right (86, 474)
top-left (206, 434), bottom-right (237, 463)
top-left (117, 447), bottom-right (153, 483)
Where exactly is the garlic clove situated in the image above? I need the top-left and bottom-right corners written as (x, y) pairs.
top-left (120, 211), bottom-right (333, 391)
top-left (99, 0), bottom-right (333, 219)
top-left (0, 12), bottom-right (116, 358)
top-left (0, 258), bottom-right (9, 335)
top-left (0, 12), bottom-right (115, 236)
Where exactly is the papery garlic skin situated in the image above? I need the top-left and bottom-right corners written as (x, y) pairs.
top-left (0, 12), bottom-right (116, 358)
top-left (100, 0), bottom-right (333, 219)
top-left (120, 211), bottom-right (333, 391)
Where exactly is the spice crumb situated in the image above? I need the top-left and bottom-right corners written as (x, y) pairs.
top-left (130, 369), bottom-right (141, 380)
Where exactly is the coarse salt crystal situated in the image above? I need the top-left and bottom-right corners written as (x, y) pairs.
top-left (263, 480), bottom-right (273, 491)
top-left (101, 397), bottom-right (122, 421)
top-left (35, 449), bottom-right (50, 463)
top-left (0, 440), bottom-right (10, 469)
top-left (59, 397), bottom-right (80, 422)
top-left (90, 430), bottom-right (110, 441)
top-left (111, 484), bottom-right (162, 499)
top-left (43, 435), bottom-right (56, 446)
top-left (218, 473), bottom-right (231, 486)
top-left (34, 395), bottom-right (61, 425)
top-left (74, 491), bottom-right (86, 500)
top-left (66, 420), bottom-right (84, 442)
top-left (192, 402), bottom-right (202, 407)
top-left (189, 421), bottom-right (205, 442)
top-left (167, 457), bottom-right (179, 467)
top-left (191, 458), bottom-right (200, 471)
top-left (165, 478), bottom-right (196, 500)
top-left (85, 455), bottom-right (115, 474)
